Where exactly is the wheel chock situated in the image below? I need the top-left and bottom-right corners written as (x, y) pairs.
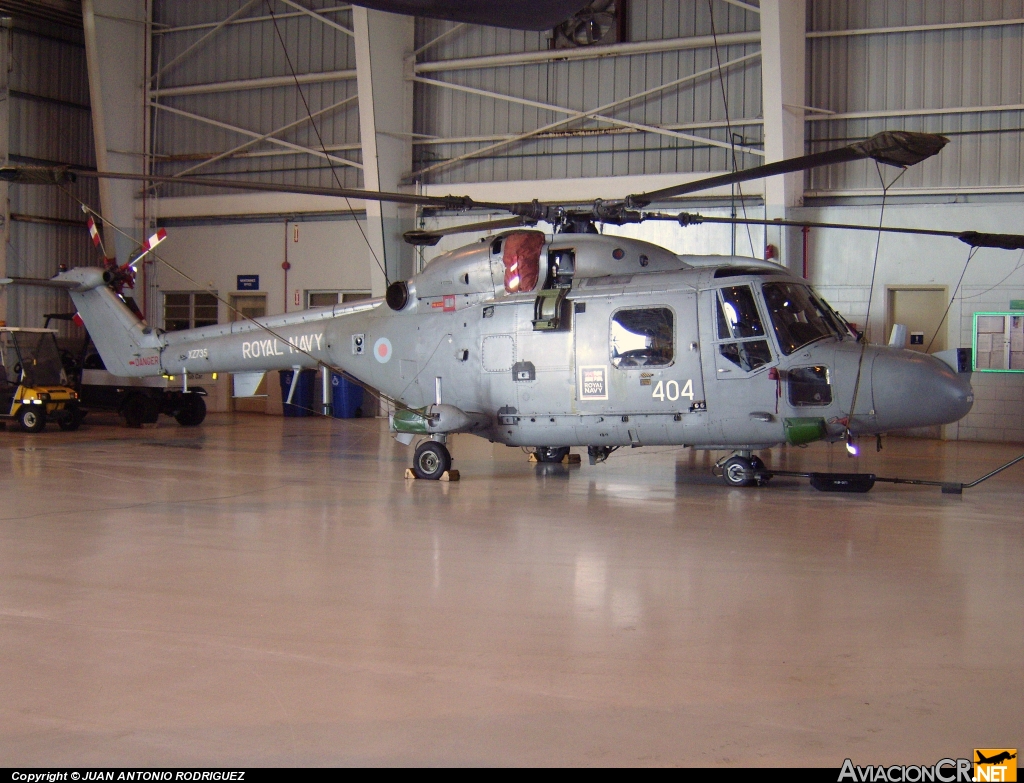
top-left (528, 453), bottom-right (582, 464)
top-left (405, 468), bottom-right (460, 481)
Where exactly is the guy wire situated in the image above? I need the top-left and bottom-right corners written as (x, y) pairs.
top-left (57, 183), bottom-right (419, 419)
top-left (265, 1), bottom-right (391, 289)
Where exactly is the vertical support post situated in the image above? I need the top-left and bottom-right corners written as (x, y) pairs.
top-left (82, 0), bottom-right (147, 267)
top-left (353, 6), bottom-right (414, 297)
top-left (322, 365), bottom-right (333, 417)
top-left (760, 0), bottom-right (806, 271)
top-left (0, 17), bottom-right (10, 328)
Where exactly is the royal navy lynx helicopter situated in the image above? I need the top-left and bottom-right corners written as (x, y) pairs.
top-left (4, 130), bottom-right (1023, 486)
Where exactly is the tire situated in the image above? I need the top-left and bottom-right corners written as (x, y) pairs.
top-left (58, 406), bottom-right (82, 432)
top-left (174, 394), bottom-right (207, 427)
top-left (413, 441), bottom-right (451, 480)
top-left (535, 446), bottom-right (570, 463)
top-left (17, 406), bottom-right (46, 433)
top-left (122, 394), bottom-right (147, 428)
top-left (722, 456), bottom-right (756, 487)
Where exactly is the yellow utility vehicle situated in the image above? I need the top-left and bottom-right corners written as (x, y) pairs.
top-left (0, 328), bottom-right (81, 432)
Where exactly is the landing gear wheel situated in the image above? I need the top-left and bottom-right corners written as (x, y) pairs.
top-left (722, 456), bottom-right (756, 487)
top-left (413, 441), bottom-right (451, 481)
top-left (175, 394), bottom-right (207, 426)
top-left (535, 446), bottom-right (570, 463)
top-left (17, 406), bottom-right (46, 433)
top-left (58, 406), bottom-right (82, 432)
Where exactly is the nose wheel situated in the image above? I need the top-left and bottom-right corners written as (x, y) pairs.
top-left (412, 440), bottom-right (452, 480)
top-left (719, 454), bottom-right (771, 487)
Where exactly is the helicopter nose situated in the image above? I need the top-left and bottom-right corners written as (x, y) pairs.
top-left (871, 349), bottom-right (974, 430)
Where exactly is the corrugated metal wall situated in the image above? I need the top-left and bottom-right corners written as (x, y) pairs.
top-left (144, 1), bottom-right (1024, 195)
top-left (412, 0), bottom-right (763, 185)
top-left (150, 1), bottom-right (361, 197)
top-left (6, 20), bottom-right (97, 333)
top-left (806, 0), bottom-right (1024, 193)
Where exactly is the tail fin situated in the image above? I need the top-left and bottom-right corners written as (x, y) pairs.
top-left (57, 267), bottom-right (164, 375)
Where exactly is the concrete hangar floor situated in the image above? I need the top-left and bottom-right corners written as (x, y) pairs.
top-left (0, 412), bottom-right (1020, 767)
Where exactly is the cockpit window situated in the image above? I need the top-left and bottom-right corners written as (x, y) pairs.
top-left (610, 307), bottom-right (674, 368)
top-left (761, 282), bottom-right (842, 355)
top-left (714, 286), bottom-right (772, 373)
top-left (717, 285), bottom-right (766, 340)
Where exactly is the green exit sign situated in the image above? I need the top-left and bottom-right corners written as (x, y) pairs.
top-left (1011, 300), bottom-right (1024, 310)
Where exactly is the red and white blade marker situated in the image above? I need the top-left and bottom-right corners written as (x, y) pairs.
top-left (72, 313), bottom-right (84, 328)
top-left (139, 228), bottom-right (167, 254)
top-left (87, 217), bottom-right (101, 246)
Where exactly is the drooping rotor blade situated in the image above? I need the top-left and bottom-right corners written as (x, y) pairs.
top-left (649, 213), bottom-right (1024, 251)
top-left (3, 276), bottom-right (80, 289)
top-left (628, 131), bottom-right (950, 207)
top-left (404, 216), bottom-right (538, 246)
top-left (957, 231), bottom-right (1024, 250)
top-left (0, 165), bottom-right (511, 213)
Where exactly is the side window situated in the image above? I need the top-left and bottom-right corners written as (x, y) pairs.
top-left (164, 292), bottom-right (218, 332)
top-left (715, 285), bottom-right (772, 373)
top-left (788, 366), bottom-right (833, 406)
top-left (610, 307), bottom-right (674, 368)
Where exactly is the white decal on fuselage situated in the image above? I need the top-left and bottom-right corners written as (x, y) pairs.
top-left (241, 333), bottom-right (323, 360)
top-left (287, 333), bottom-right (324, 354)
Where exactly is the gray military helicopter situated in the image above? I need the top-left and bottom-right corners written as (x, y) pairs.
top-left (3, 130), bottom-right (1022, 486)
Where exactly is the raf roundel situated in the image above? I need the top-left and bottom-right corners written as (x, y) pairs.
top-left (373, 336), bottom-right (393, 363)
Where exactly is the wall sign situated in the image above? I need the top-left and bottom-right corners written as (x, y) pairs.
top-left (237, 275), bottom-right (259, 291)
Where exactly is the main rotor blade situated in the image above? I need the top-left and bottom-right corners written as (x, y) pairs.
top-left (3, 276), bottom-right (80, 289)
top-left (0, 165), bottom-right (510, 212)
top-left (652, 213), bottom-right (1024, 250)
top-left (404, 216), bottom-right (537, 246)
top-left (629, 131), bottom-right (949, 206)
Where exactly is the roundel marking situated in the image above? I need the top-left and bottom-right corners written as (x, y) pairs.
top-left (374, 336), bottom-right (393, 363)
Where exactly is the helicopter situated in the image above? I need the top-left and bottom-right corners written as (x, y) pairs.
top-left (2, 130), bottom-right (1022, 486)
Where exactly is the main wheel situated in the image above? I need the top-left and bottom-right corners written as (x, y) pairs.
top-left (17, 406), bottom-right (46, 433)
top-left (535, 446), bottom-right (570, 463)
top-left (57, 406), bottom-right (82, 432)
top-left (722, 456), bottom-right (756, 487)
top-left (413, 441), bottom-right (451, 480)
top-left (175, 394), bottom-right (207, 426)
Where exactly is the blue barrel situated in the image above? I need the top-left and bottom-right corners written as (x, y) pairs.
top-left (280, 369), bottom-right (317, 417)
top-left (331, 372), bottom-right (364, 418)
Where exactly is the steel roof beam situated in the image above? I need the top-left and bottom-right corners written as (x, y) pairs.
top-left (154, 5), bottom-right (352, 35)
top-left (170, 94), bottom-right (358, 178)
top-left (148, 0), bottom-right (261, 86)
top-left (150, 102), bottom-right (363, 170)
top-left (151, 69), bottom-right (356, 98)
top-left (409, 50), bottom-right (763, 180)
top-left (276, 0), bottom-right (353, 37)
top-left (414, 30), bottom-right (760, 73)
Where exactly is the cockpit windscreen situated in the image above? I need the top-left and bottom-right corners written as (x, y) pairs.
top-left (761, 283), bottom-right (844, 355)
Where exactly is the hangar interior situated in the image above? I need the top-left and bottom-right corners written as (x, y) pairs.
top-left (0, 0), bottom-right (1021, 767)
